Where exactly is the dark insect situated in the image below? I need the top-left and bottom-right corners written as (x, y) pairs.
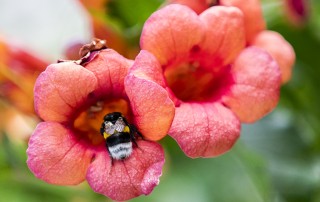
top-left (100, 112), bottom-right (142, 161)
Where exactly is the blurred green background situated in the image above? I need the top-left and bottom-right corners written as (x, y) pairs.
top-left (1, 0), bottom-right (320, 201)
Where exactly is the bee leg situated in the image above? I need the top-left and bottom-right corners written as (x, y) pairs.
top-left (130, 132), bottom-right (144, 153)
top-left (109, 154), bottom-right (114, 166)
top-left (106, 145), bottom-right (114, 166)
top-left (129, 124), bottom-right (144, 140)
top-left (100, 124), bottom-right (105, 137)
top-left (133, 138), bottom-right (139, 148)
top-left (129, 132), bottom-right (139, 148)
top-left (136, 130), bottom-right (144, 140)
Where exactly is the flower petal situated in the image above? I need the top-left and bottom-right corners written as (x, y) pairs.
top-left (169, 102), bottom-right (240, 158)
top-left (125, 51), bottom-right (175, 141)
top-left (198, 6), bottom-right (245, 67)
top-left (222, 47), bottom-right (281, 123)
top-left (251, 30), bottom-right (295, 83)
top-left (167, 0), bottom-right (208, 14)
top-left (220, 0), bottom-right (266, 43)
top-left (84, 49), bottom-right (133, 98)
top-left (140, 4), bottom-right (203, 66)
top-left (86, 140), bottom-right (165, 201)
top-left (34, 62), bottom-right (97, 122)
top-left (27, 122), bottom-right (94, 185)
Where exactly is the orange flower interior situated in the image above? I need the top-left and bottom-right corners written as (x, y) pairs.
top-left (164, 61), bottom-right (232, 102)
top-left (73, 98), bottom-right (130, 145)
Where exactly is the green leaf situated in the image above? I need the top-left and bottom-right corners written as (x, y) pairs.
top-left (131, 136), bottom-right (273, 202)
top-left (107, 0), bottom-right (163, 28)
top-left (106, 0), bottom-right (163, 44)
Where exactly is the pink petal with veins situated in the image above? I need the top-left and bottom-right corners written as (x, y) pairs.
top-left (125, 50), bottom-right (175, 141)
top-left (251, 30), bottom-right (295, 83)
top-left (27, 122), bottom-right (94, 185)
top-left (223, 47), bottom-right (281, 123)
top-left (84, 49), bottom-right (133, 98)
top-left (169, 102), bottom-right (240, 158)
top-left (220, 0), bottom-right (266, 43)
top-left (140, 4), bottom-right (204, 66)
top-left (34, 62), bottom-right (97, 122)
top-left (86, 141), bottom-right (165, 201)
top-left (198, 6), bottom-right (245, 68)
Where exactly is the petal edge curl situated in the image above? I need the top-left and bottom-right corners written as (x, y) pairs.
top-left (140, 4), bottom-right (204, 66)
top-left (34, 62), bottom-right (98, 122)
top-left (223, 47), bottom-right (281, 123)
top-left (168, 0), bottom-right (208, 14)
top-left (220, 0), bottom-right (266, 43)
top-left (251, 30), bottom-right (295, 83)
top-left (125, 51), bottom-right (175, 141)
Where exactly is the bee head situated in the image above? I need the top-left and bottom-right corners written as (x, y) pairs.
top-left (103, 112), bottom-right (123, 124)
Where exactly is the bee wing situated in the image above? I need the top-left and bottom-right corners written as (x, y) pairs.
top-left (104, 122), bottom-right (116, 135)
top-left (114, 118), bottom-right (126, 132)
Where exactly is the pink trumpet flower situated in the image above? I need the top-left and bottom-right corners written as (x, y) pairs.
top-left (140, 5), bottom-right (281, 158)
top-left (167, 0), bottom-right (295, 83)
top-left (27, 41), bottom-right (175, 200)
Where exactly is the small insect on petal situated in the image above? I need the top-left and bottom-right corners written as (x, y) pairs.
top-left (100, 112), bottom-right (142, 161)
top-left (79, 38), bottom-right (108, 58)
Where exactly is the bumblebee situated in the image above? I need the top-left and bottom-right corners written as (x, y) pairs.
top-left (100, 112), bottom-right (142, 160)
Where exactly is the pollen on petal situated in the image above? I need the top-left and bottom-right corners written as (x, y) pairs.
top-left (86, 141), bottom-right (165, 201)
top-left (222, 47), bottom-right (281, 123)
top-left (251, 30), bottom-right (295, 83)
top-left (27, 122), bottom-right (94, 185)
top-left (169, 102), bottom-right (240, 158)
top-left (34, 62), bottom-right (98, 122)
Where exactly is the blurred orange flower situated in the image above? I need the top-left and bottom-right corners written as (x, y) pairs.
top-left (0, 39), bottom-right (48, 141)
top-left (0, 39), bottom-right (49, 115)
